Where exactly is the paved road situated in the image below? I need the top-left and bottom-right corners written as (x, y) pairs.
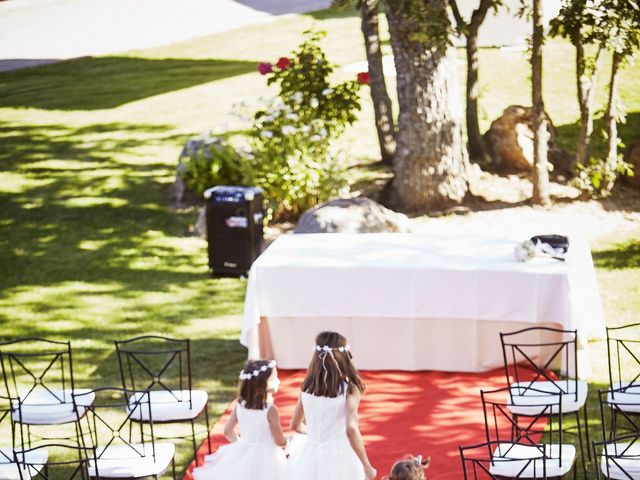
top-left (0, 0), bottom-right (331, 71)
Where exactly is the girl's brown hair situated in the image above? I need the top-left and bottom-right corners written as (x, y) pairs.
top-left (383, 456), bottom-right (430, 480)
top-left (238, 359), bottom-right (275, 410)
top-left (301, 331), bottom-right (365, 397)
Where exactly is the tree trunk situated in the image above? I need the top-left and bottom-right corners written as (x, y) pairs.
top-left (605, 50), bottom-right (621, 167)
top-left (465, 0), bottom-right (492, 163)
top-left (360, 0), bottom-right (396, 165)
top-left (575, 43), bottom-right (602, 167)
top-left (386, 2), bottom-right (470, 212)
top-left (531, 0), bottom-right (550, 206)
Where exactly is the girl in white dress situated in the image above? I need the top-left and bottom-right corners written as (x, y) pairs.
top-left (193, 359), bottom-right (287, 480)
top-left (286, 331), bottom-right (377, 480)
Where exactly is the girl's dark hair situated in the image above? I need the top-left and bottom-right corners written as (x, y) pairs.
top-left (301, 331), bottom-right (365, 397)
top-left (238, 359), bottom-right (275, 410)
top-left (383, 456), bottom-right (430, 480)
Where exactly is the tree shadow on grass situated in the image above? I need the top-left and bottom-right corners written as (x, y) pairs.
top-left (592, 241), bottom-right (640, 270)
top-left (0, 56), bottom-right (258, 110)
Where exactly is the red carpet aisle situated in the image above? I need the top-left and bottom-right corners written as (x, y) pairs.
top-left (184, 369), bottom-right (512, 480)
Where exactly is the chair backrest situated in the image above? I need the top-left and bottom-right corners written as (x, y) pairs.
top-left (481, 387), bottom-right (564, 448)
top-left (592, 433), bottom-right (640, 480)
top-left (459, 441), bottom-right (551, 479)
top-left (114, 336), bottom-right (192, 399)
top-left (73, 387), bottom-right (157, 464)
top-left (0, 338), bottom-right (76, 409)
top-left (606, 323), bottom-right (640, 393)
top-left (14, 443), bottom-right (94, 480)
top-left (500, 327), bottom-right (579, 402)
top-left (598, 388), bottom-right (640, 441)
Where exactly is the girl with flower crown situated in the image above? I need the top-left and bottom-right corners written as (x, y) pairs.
top-left (193, 359), bottom-right (287, 480)
top-left (285, 331), bottom-right (377, 480)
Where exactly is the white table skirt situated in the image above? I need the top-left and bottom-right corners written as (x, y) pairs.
top-left (241, 232), bottom-right (606, 371)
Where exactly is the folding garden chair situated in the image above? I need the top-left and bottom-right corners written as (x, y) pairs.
top-left (0, 392), bottom-right (49, 480)
top-left (592, 433), bottom-right (640, 480)
top-left (114, 336), bottom-right (210, 466)
top-left (74, 387), bottom-right (175, 480)
top-left (0, 338), bottom-right (94, 446)
top-left (604, 323), bottom-right (640, 438)
top-left (478, 386), bottom-right (576, 478)
top-left (500, 327), bottom-right (590, 468)
top-left (13, 444), bottom-right (93, 480)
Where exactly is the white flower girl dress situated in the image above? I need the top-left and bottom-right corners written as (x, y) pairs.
top-left (286, 386), bottom-right (365, 480)
top-left (193, 402), bottom-right (286, 480)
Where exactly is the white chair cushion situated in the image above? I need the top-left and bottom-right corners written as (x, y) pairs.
top-left (600, 441), bottom-right (640, 480)
top-left (127, 390), bottom-right (207, 422)
top-left (88, 442), bottom-right (175, 478)
top-left (507, 380), bottom-right (588, 415)
top-left (608, 383), bottom-right (640, 413)
top-left (12, 389), bottom-right (95, 425)
top-left (490, 443), bottom-right (576, 478)
top-left (0, 447), bottom-right (47, 480)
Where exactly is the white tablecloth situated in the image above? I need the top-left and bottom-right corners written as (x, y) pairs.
top-left (241, 232), bottom-right (605, 371)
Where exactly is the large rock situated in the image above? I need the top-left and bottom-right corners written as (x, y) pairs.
top-left (623, 140), bottom-right (640, 189)
top-left (294, 197), bottom-right (411, 234)
top-left (484, 105), bottom-right (573, 175)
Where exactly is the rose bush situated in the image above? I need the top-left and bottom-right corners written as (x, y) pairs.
top-left (246, 29), bottom-right (364, 220)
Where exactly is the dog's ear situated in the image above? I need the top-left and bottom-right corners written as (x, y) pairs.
top-left (421, 456), bottom-right (431, 468)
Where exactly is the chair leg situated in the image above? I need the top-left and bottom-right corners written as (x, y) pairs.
top-left (582, 405), bottom-right (591, 461)
top-left (575, 411), bottom-right (587, 480)
top-left (204, 405), bottom-right (212, 455)
top-left (172, 457), bottom-right (176, 480)
top-left (191, 418), bottom-right (198, 467)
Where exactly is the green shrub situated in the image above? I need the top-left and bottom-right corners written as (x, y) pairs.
top-left (248, 30), bottom-right (364, 220)
top-left (178, 136), bottom-right (245, 198)
top-left (573, 155), bottom-right (633, 197)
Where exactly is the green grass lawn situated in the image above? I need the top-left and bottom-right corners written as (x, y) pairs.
top-left (0, 4), bottom-right (639, 478)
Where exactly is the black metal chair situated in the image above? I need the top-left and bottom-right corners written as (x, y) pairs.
top-left (13, 444), bottom-right (94, 480)
top-left (592, 433), bottom-right (640, 480)
top-left (473, 386), bottom-right (576, 478)
top-left (599, 386), bottom-right (640, 445)
top-left (114, 336), bottom-right (210, 466)
top-left (74, 388), bottom-right (175, 480)
top-left (0, 391), bottom-right (49, 480)
top-left (500, 327), bottom-right (590, 469)
top-left (604, 324), bottom-right (640, 439)
top-left (0, 338), bottom-right (94, 446)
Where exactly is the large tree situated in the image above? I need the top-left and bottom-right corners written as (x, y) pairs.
top-left (530, 0), bottom-right (550, 205)
top-left (385, 0), bottom-right (470, 212)
top-left (360, 0), bottom-right (396, 165)
top-left (601, 0), bottom-right (640, 170)
top-left (551, 0), bottom-right (611, 168)
top-left (449, 0), bottom-right (503, 163)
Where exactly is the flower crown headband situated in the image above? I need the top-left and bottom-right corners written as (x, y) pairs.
top-left (239, 360), bottom-right (276, 381)
top-left (314, 344), bottom-right (351, 353)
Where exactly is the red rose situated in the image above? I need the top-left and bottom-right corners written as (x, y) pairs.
top-left (276, 57), bottom-right (292, 70)
top-left (258, 62), bottom-right (273, 75)
top-left (356, 72), bottom-right (370, 84)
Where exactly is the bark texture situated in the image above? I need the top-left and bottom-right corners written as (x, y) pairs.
top-left (456, 0), bottom-right (493, 163)
top-left (531, 0), bottom-right (550, 205)
top-left (360, 0), bottom-right (396, 164)
top-left (386, 2), bottom-right (470, 212)
top-left (605, 51), bottom-right (621, 166)
top-left (575, 43), bottom-right (603, 167)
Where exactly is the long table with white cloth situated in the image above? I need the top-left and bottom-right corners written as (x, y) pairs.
top-left (241, 232), bottom-right (605, 372)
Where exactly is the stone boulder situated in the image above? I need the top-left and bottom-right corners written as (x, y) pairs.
top-left (484, 105), bottom-right (573, 175)
top-left (294, 197), bottom-right (411, 234)
top-left (623, 140), bottom-right (640, 189)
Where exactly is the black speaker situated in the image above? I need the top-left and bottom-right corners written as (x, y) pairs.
top-left (204, 186), bottom-right (264, 276)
